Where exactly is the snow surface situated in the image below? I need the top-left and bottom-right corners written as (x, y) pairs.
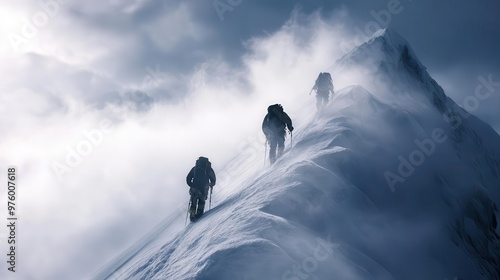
top-left (93, 29), bottom-right (500, 280)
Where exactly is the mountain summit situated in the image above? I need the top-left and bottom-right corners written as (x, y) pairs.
top-left (337, 27), bottom-right (448, 113)
top-left (95, 29), bottom-right (500, 280)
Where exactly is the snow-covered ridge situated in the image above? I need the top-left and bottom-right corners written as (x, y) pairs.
top-left (95, 29), bottom-right (500, 280)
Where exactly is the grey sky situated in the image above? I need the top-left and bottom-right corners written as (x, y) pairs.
top-left (52, 0), bottom-right (499, 130)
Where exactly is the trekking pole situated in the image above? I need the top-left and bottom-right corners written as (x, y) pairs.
top-left (264, 139), bottom-right (268, 166)
top-left (185, 200), bottom-right (190, 226)
top-left (209, 187), bottom-right (213, 210)
top-left (309, 86), bottom-right (315, 95)
top-left (290, 131), bottom-right (293, 149)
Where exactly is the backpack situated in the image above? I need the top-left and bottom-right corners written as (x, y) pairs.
top-left (316, 72), bottom-right (333, 92)
top-left (266, 104), bottom-right (286, 133)
top-left (192, 157), bottom-right (210, 189)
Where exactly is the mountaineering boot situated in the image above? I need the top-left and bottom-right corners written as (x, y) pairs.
top-left (196, 200), bottom-right (205, 219)
top-left (190, 204), bottom-right (197, 219)
top-left (277, 147), bottom-right (284, 158)
top-left (270, 154), bottom-right (276, 165)
top-left (189, 195), bottom-right (197, 220)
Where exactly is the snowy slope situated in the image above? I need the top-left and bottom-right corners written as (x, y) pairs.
top-left (95, 29), bottom-right (500, 280)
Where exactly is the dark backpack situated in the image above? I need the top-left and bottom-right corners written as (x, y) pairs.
top-left (266, 104), bottom-right (286, 133)
top-left (316, 72), bottom-right (333, 91)
top-left (193, 157), bottom-right (210, 189)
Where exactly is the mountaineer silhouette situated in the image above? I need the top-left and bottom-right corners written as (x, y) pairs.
top-left (186, 156), bottom-right (216, 221)
top-left (262, 104), bottom-right (293, 164)
top-left (311, 72), bottom-right (334, 111)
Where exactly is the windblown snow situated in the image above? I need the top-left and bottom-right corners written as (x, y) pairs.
top-left (93, 29), bottom-right (500, 280)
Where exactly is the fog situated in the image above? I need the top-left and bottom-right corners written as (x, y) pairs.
top-left (0, 9), bottom-right (364, 279)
